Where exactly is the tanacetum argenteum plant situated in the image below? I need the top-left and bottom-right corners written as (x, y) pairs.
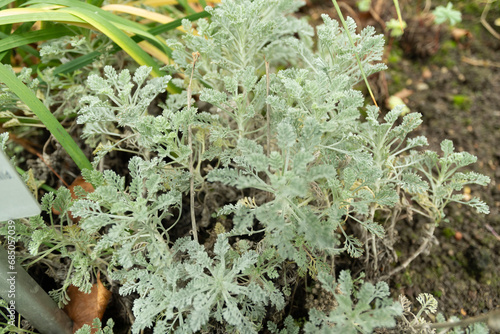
top-left (0, 0), bottom-right (491, 333)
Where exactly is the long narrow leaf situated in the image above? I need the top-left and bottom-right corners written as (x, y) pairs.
top-left (25, 0), bottom-right (166, 44)
top-left (0, 27), bottom-right (74, 54)
top-left (393, 0), bottom-right (404, 32)
top-left (0, 0), bottom-right (15, 8)
top-left (54, 11), bottom-right (209, 78)
top-left (148, 10), bottom-right (209, 35)
top-left (0, 31), bottom-right (39, 57)
top-left (61, 7), bottom-right (165, 77)
top-left (0, 6), bottom-right (165, 77)
top-left (0, 64), bottom-right (92, 171)
top-left (53, 50), bottom-right (100, 75)
top-left (18, 0), bottom-right (173, 66)
top-left (177, 0), bottom-right (196, 15)
top-left (101, 4), bottom-right (176, 24)
top-left (130, 0), bottom-right (219, 6)
top-left (0, 8), bottom-right (86, 25)
top-left (87, 0), bottom-right (104, 6)
top-left (331, 0), bottom-right (378, 107)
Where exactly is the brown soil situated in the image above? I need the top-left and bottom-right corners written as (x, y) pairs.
top-left (388, 6), bottom-right (500, 323)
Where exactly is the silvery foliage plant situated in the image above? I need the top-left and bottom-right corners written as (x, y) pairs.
top-left (9, 0), bottom-right (489, 333)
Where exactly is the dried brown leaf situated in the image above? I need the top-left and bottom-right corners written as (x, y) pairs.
top-left (63, 273), bottom-right (111, 333)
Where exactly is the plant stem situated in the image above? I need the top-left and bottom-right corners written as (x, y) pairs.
top-left (265, 60), bottom-right (271, 158)
top-left (416, 309), bottom-right (500, 332)
top-left (383, 223), bottom-right (436, 279)
top-left (331, 0), bottom-right (378, 107)
top-left (188, 52), bottom-right (200, 242)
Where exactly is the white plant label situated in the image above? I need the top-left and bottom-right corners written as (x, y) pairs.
top-left (0, 151), bottom-right (41, 221)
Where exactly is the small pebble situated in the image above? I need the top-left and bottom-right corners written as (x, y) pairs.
top-left (416, 82), bottom-right (429, 91)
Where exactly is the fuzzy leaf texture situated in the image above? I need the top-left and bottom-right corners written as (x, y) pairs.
top-left (304, 270), bottom-right (403, 333)
top-left (116, 235), bottom-right (284, 334)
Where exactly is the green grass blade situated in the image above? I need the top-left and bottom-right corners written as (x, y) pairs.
top-left (148, 10), bottom-right (210, 35)
top-left (0, 5), bottom-right (164, 77)
top-left (0, 0), bottom-right (15, 8)
top-left (61, 7), bottom-right (165, 77)
top-left (0, 27), bottom-right (74, 54)
top-left (0, 31), bottom-right (39, 57)
top-left (0, 8), bottom-right (86, 25)
top-left (177, 0), bottom-right (196, 15)
top-left (393, 0), bottom-right (404, 32)
top-left (331, 0), bottom-right (378, 107)
top-left (54, 11), bottom-right (209, 80)
top-left (5, 1), bottom-right (169, 57)
top-left (0, 51), bottom-right (8, 62)
top-left (0, 64), bottom-right (92, 171)
top-left (86, 0), bottom-right (103, 6)
top-left (24, 0), bottom-right (167, 47)
top-left (198, 0), bottom-right (207, 8)
top-left (16, 166), bottom-right (57, 192)
top-left (53, 50), bottom-right (100, 75)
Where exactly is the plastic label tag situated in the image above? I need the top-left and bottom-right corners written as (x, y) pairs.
top-left (0, 151), bottom-right (41, 221)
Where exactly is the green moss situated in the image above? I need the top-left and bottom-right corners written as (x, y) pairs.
top-left (424, 258), bottom-right (443, 279)
top-left (452, 94), bottom-right (472, 110)
top-left (389, 70), bottom-right (404, 88)
top-left (454, 214), bottom-right (464, 224)
top-left (431, 40), bottom-right (458, 67)
top-left (442, 227), bottom-right (455, 239)
top-left (456, 252), bottom-right (468, 269)
top-left (461, 2), bottom-right (483, 15)
top-left (433, 290), bottom-right (443, 298)
top-left (442, 40), bottom-right (458, 51)
top-left (387, 48), bottom-right (403, 64)
top-left (404, 269), bottom-right (413, 286)
top-left (462, 117), bottom-right (472, 126)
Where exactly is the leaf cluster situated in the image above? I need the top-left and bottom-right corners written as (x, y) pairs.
top-left (115, 234), bottom-right (283, 334)
top-left (304, 270), bottom-right (403, 333)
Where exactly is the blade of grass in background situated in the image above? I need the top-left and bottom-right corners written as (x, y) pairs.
top-left (393, 0), bottom-right (404, 31)
top-left (0, 6), bottom-right (165, 76)
top-left (101, 4), bottom-right (177, 24)
top-left (0, 6), bottom-right (209, 65)
top-left (53, 50), bottom-right (100, 75)
top-left (129, 0), bottom-right (219, 6)
top-left (0, 0), bottom-right (15, 8)
top-left (0, 64), bottom-right (92, 171)
top-left (148, 10), bottom-right (209, 34)
top-left (0, 32), bottom-right (40, 64)
top-left (24, 0), bottom-right (168, 47)
top-left (0, 27), bottom-right (75, 55)
top-left (177, 0), bottom-right (196, 15)
top-left (87, 0), bottom-right (104, 7)
top-left (53, 11), bottom-right (209, 80)
top-left (16, 167), bottom-right (57, 192)
top-left (331, 0), bottom-right (378, 107)
top-left (0, 9), bottom-right (89, 26)
top-left (0, 1), bottom-right (210, 93)
top-left (62, 7), bottom-right (166, 77)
